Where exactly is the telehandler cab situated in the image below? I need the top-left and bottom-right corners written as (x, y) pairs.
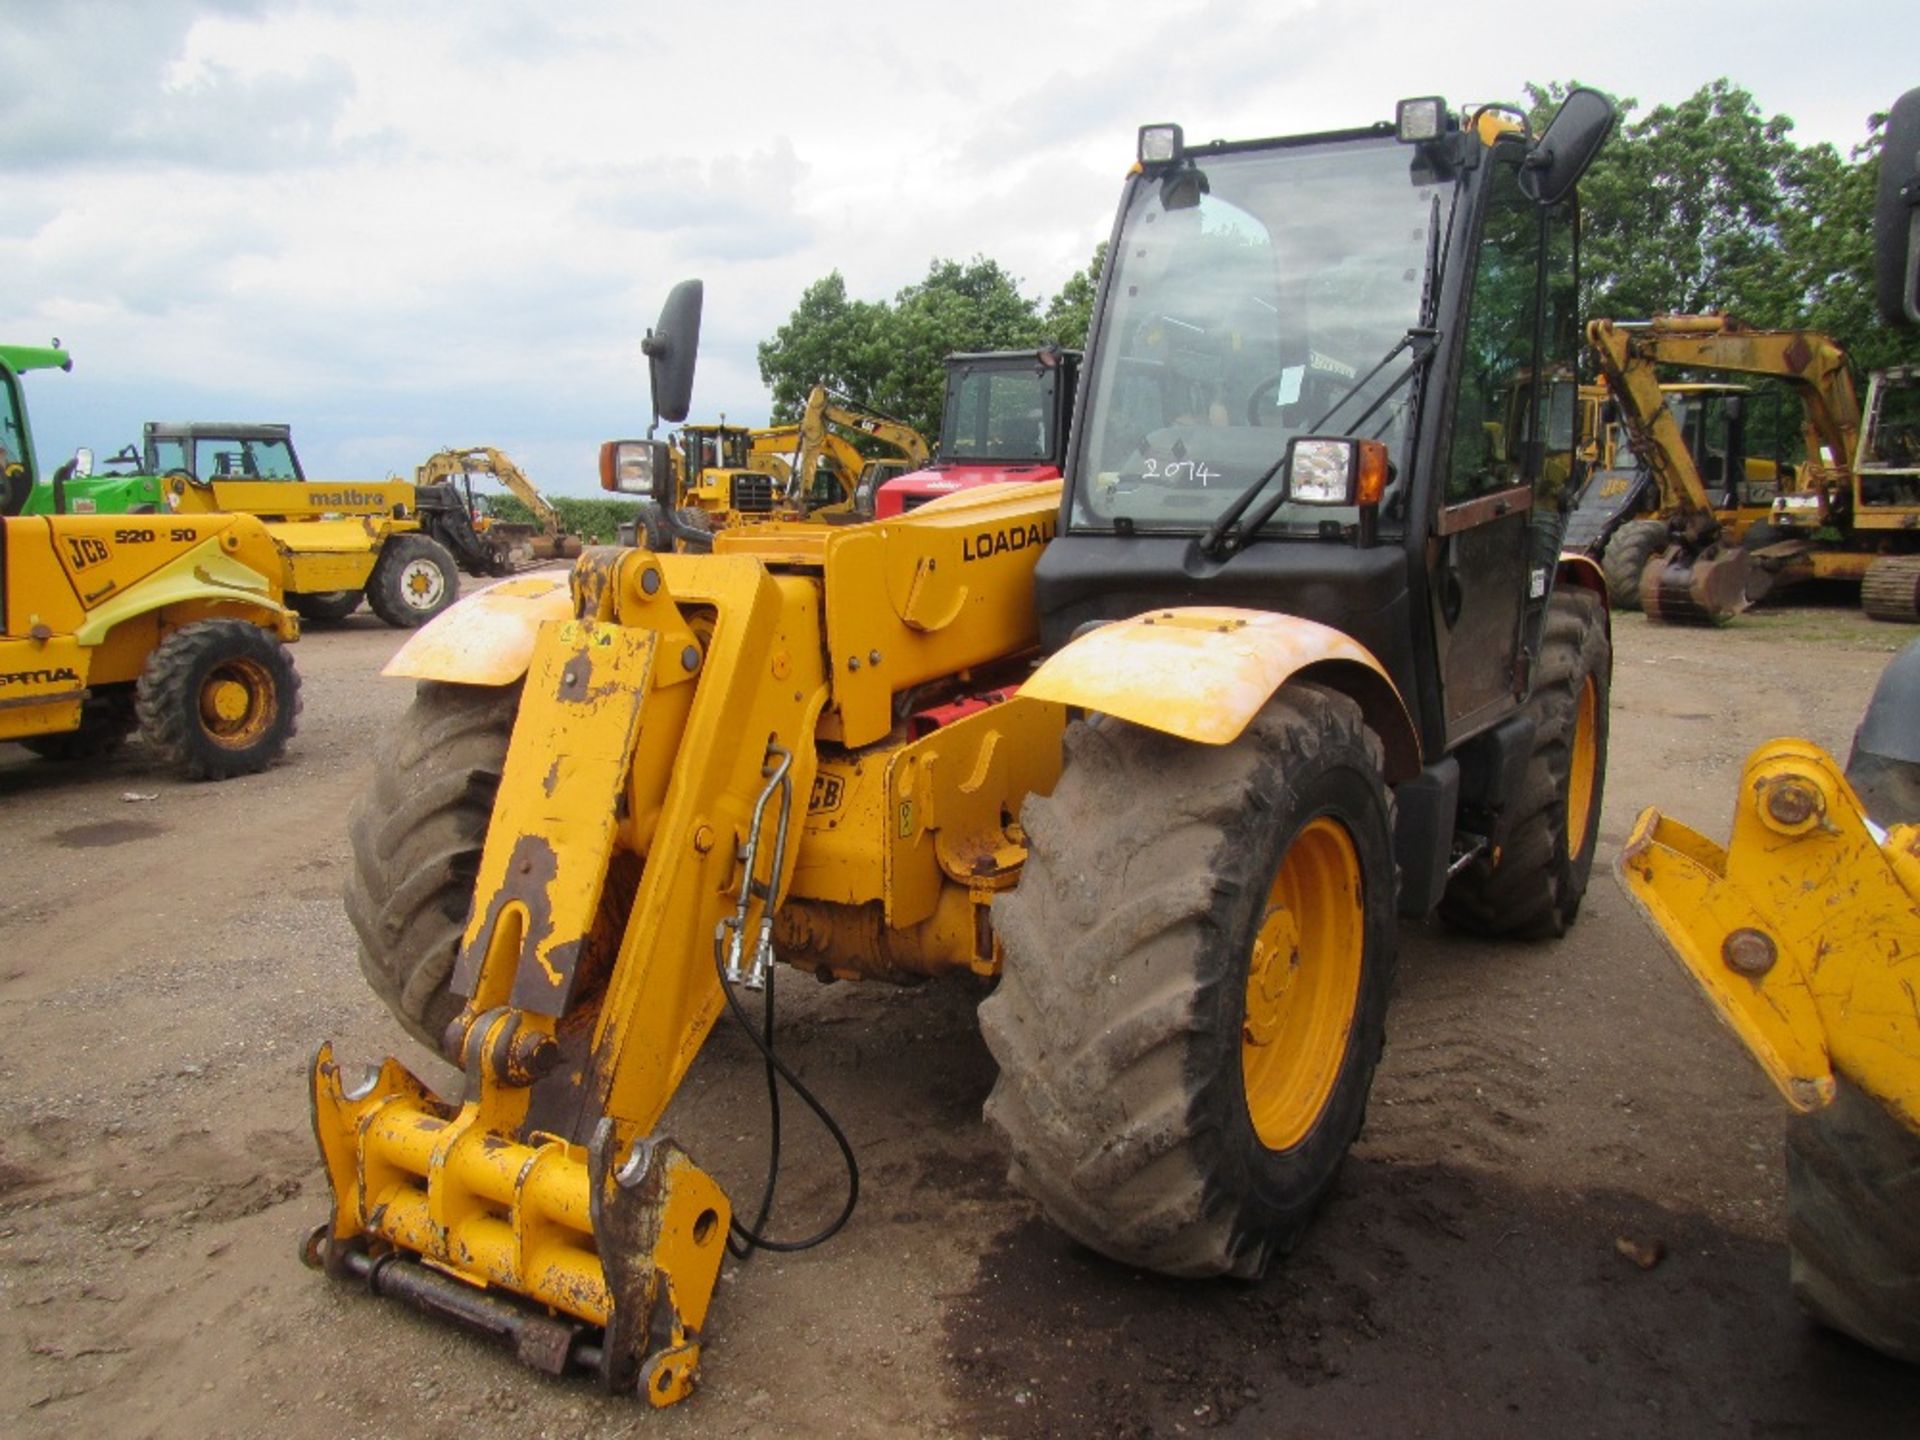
top-left (308, 90), bottom-right (1617, 1404)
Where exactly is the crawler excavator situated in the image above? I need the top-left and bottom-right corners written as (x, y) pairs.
top-left (1617, 84), bottom-right (1920, 1363)
top-left (603, 390), bottom-right (930, 548)
top-left (415, 446), bottom-right (584, 571)
top-left (306, 90), bottom-right (1618, 1403)
top-left (1588, 313), bottom-right (1920, 624)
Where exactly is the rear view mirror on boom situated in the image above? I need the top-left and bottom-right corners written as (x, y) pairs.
top-left (643, 278), bottom-right (703, 428)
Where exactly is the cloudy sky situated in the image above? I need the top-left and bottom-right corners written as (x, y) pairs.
top-left (4, 0), bottom-right (1912, 494)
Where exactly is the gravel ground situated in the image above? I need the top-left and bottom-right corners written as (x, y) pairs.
top-left (2, 579), bottom-right (1917, 1439)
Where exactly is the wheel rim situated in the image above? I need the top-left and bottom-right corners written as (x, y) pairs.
top-left (1241, 816), bottom-right (1364, 1152)
top-left (400, 558), bottom-right (447, 610)
top-left (197, 656), bottom-right (277, 749)
top-left (1566, 675), bottom-right (1599, 862)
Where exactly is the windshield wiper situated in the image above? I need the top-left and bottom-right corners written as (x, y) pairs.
top-left (1199, 325), bottom-right (1438, 557)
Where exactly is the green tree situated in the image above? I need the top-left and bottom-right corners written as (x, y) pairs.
top-left (1041, 241), bottom-right (1107, 349)
top-left (869, 257), bottom-right (1047, 436)
top-left (755, 271), bottom-right (893, 424)
top-left (1527, 78), bottom-right (1920, 379)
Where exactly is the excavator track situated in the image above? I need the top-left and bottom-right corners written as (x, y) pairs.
top-left (1862, 555), bottom-right (1920, 623)
top-left (1638, 543), bottom-right (1751, 626)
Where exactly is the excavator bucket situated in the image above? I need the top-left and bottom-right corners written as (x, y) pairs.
top-left (1638, 542), bottom-right (1750, 626)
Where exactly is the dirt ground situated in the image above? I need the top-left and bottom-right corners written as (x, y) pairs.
top-left (3, 581), bottom-right (1918, 1440)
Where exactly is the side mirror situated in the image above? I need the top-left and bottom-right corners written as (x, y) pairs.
top-left (1522, 87), bottom-right (1616, 207)
top-left (642, 279), bottom-right (703, 427)
top-left (600, 438), bottom-right (674, 504)
top-left (1875, 87), bottom-right (1920, 327)
top-left (73, 446), bottom-right (95, 478)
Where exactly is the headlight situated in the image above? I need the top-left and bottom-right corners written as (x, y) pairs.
top-left (1288, 437), bottom-right (1391, 506)
top-left (1290, 437), bottom-right (1353, 504)
top-left (600, 438), bottom-right (673, 503)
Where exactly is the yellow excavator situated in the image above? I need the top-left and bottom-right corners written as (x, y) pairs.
top-left (1617, 84), bottom-right (1920, 1363)
top-left (306, 91), bottom-right (1620, 1402)
top-left (603, 387), bottom-right (930, 548)
top-left (1588, 313), bottom-right (1920, 623)
top-left (416, 446), bottom-right (583, 571)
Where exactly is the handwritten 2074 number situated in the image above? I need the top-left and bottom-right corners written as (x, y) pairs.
top-left (1141, 457), bottom-right (1219, 486)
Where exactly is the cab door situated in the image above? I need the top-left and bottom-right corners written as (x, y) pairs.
top-left (1434, 148), bottom-right (1579, 740)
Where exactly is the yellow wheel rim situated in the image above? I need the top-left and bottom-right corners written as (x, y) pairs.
top-left (1566, 675), bottom-right (1599, 863)
top-left (1241, 816), bottom-right (1364, 1152)
top-left (197, 656), bottom-right (277, 749)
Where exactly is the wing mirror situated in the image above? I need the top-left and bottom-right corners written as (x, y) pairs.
top-left (642, 279), bottom-right (703, 428)
top-left (1876, 87), bottom-right (1920, 326)
top-left (1522, 87), bottom-right (1616, 206)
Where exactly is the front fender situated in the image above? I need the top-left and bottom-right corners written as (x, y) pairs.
top-left (75, 544), bottom-right (297, 646)
top-left (383, 571), bottom-right (572, 684)
top-left (1020, 606), bottom-right (1419, 779)
top-left (1555, 550), bottom-right (1611, 637)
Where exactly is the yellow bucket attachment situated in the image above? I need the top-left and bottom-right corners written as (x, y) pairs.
top-left (1617, 739), bottom-right (1920, 1129)
top-left (307, 550), bottom-right (750, 1405)
top-left (308, 1043), bottom-right (729, 1405)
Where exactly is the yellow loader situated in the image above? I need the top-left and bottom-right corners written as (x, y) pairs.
top-left (307, 91), bottom-right (1618, 1402)
top-left (2, 348), bottom-right (301, 779)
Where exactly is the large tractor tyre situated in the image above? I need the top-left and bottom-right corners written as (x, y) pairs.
top-left (1440, 589), bottom-right (1610, 940)
top-left (134, 620), bottom-right (301, 781)
top-left (290, 589), bottom-right (363, 624)
top-left (345, 681), bottom-right (517, 1055)
top-left (1600, 519), bottom-right (1667, 612)
top-left (365, 534), bottom-right (460, 629)
top-left (21, 687), bottom-right (137, 762)
top-left (981, 683), bottom-right (1398, 1279)
top-left (1785, 1077), bottom-right (1920, 1363)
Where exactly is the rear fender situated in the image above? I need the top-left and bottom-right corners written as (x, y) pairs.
top-left (1020, 606), bottom-right (1419, 780)
top-left (383, 572), bottom-right (573, 684)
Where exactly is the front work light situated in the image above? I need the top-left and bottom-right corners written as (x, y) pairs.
top-left (1289, 437), bottom-right (1390, 506)
top-left (1396, 97), bottom-right (1447, 143)
top-left (1138, 123), bottom-right (1183, 166)
top-left (600, 438), bottom-right (673, 504)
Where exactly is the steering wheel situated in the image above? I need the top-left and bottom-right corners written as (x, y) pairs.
top-left (2, 461), bottom-right (29, 516)
top-left (1246, 372), bottom-right (1288, 426)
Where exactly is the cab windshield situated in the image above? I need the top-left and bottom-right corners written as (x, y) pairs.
top-left (1070, 135), bottom-right (1455, 536)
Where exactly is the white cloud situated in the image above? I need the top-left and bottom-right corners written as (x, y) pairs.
top-left (7, 0), bottom-right (1913, 493)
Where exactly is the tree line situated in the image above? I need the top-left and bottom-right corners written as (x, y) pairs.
top-left (757, 78), bottom-right (1919, 442)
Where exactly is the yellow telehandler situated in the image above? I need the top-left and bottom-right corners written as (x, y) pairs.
top-left (306, 91), bottom-right (1618, 1403)
top-left (1, 348), bottom-right (301, 779)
